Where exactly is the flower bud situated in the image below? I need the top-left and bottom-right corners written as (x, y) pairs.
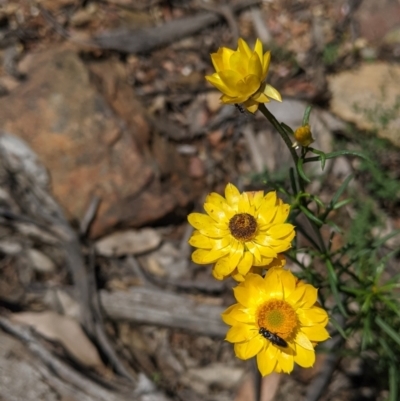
top-left (293, 124), bottom-right (315, 147)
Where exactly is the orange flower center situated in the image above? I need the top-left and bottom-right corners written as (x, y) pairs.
top-left (256, 299), bottom-right (298, 340)
top-left (229, 213), bottom-right (257, 242)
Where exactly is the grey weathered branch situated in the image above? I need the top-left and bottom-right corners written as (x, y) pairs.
top-left (93, 0), bottom-right (261, 53)
top-left (100, 286), bottom-right (227, 337)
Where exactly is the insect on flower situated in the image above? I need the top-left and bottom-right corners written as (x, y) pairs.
top-left (234, 103), bottom-right (246, 113)
top-left (259, 327), bottom-right (288, 348)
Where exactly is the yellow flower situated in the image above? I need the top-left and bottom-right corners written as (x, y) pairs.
top-left (205, 38), bottom-right (282, 113)
top-left (293, 124), bottom-right (315, 147)
top-left (222, 269), bottom-right (330, 376)
top-left (188, 183), bottom-right (295, 280)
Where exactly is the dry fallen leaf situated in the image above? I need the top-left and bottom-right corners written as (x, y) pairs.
top-left (11, 311), bottom-right (104, 369)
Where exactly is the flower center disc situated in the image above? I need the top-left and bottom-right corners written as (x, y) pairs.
top-left (256, 300), bottom-right (298, 340)
top-left (229, 213), bottom-right (257, 242)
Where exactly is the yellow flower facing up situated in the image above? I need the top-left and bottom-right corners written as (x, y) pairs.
top-left (293, 124), bottom-right (315, 148)
top-left (205, 38), bottom-right (282, 113)
top-left (222, 269), bottom-right (330, 376)
top-left (188, 183), bottom-right (295, 280)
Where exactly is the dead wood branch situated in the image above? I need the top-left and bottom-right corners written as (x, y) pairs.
top-left (93, 0), bottom-right (261, 53)
top-left (0, 317), bottom-right (133, 401)
top-left (0, 132), bottom-right (135, 384)
top-left (100, 287), bottom-right (227, 337)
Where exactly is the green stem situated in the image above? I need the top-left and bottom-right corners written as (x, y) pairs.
top-left (258, 103), bottom-right (299, 167)
top-left (258, 103), bottom-right (327, 254)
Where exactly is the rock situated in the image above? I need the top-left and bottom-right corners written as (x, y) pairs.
top-left (27, 249), bottom-right (56, 273)
top-left (95, 228), bottom-right (162, 257)
top-left (328, 63), bottom-right (400, 147)
top-left (183, 363), bottom-right (244, 390)
top-left (145, 242), bottom-right (188, 279)
top-left (0, 241), bottom-right (22, 255)
top-left (0, 47), bottom-right (193, 237)
top-left (355, 0), bottom-right (400, 43)
top-left (11, 311), bottom-right (104, 369)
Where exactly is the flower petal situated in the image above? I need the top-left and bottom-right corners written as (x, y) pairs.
top-left (301, 326), bottom-right (330, 342)
top-left (188, 232), bottom-right (214, 249)
top-left (234, 335), bottom-right (264, 359)
top-left (298, 307), bottom-right (329, 326)
top-left (213, 255), bottom-right (236, 278)
top-left (191, 248), bottom-right (229, 264)
top-left (256, 344), bottom-right (277, 376)
top-left (254, 39), bottom-right (263, 67)
top-left (295, 331), bottom-right (314, 351)
top-left (294, 343), bottom-right (315, 368)
top-left (276, 349), bottom-right (294, 373)
top-left (221, 304), bottom-right (239, 325)
top-left (237, 38), bottom-right (252, 59)
top-left (264, 84), bottom-right (282, 102)
top-left (236, 74), bottom-right (261, 97)
top-left (237, 251), bottom-right (253, 275)
top-left (205, 73), bottom-right (235, 96)
top-left (219, 70), bottom-right (242, 91)
top-left (256, 243), bottom-right (277, 259)
top-left (203, 202), bottom-right (228, 222)
top-left (226, 323), bottom-right (257, 343)
top-left (188, 213), bottom-right (215, 230)
top-left (211, 47), bottom-right (234, 71)
top-left (225, 183), bottom-right (241, 207)
top-left (268, 224), bottom-right (295, 238)
top-left (246, 241), bottom-right (262, 263)
top-left (248, 52), bottom-right (263, 79)
top-left (262, 51), bottom-right (271, 77)
top-left (243, 99), bottom-right (260, 113)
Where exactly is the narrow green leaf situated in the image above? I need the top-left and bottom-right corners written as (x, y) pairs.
top-left (340, 286), bottom-right (366, 296)
top-left (299, 205), bottom-right (324, 226)
top-left (289, 167), bottom-right (298, 194)
top-left (378, 337), bottom-right (393, 359)
top-left (361, 294), bottom-right (372, 313)
top-left (320, 154), bottom-right (326, 170)
top-left (281, 122), bottom-right (294, 135)
top-left (297, 158), bottom-right (311, 183)
top-left (372, 229), bottom-right (400, 249)
top-left (389, 363), bottom-right (398, 401)
top-left (329, 315), bottom-right (348, 339)
top-left (302, 105), bottom-right (312, 126)
top-left (329, 280), bottom-right (348, 317)
top-left (325, 259), bottom-right (338, 284)
top-left (294, 222), bottom-right (321, 250)
top-left (361, 314), bottom-right (373, 350)
top-left (311, 195), bottom-right (325, 208)
top-left (309, 148), bottom-right (327, 170)
top-left (333, 198), bottom-right (353, 210)
top-left (326, 220), bottom-right (343, 234)
top-left (325, 149), bottom-right (372, 163)
top-left (375, 316), bottom-right (400, 347)
top-left (380, 296), bottom-right (400, 320)
top-left (325, 259), bottom-right (348, 317)
top-left (331, 174), bottom-right (354, 206)
top-left (304, 150), bottom-right (372, 164)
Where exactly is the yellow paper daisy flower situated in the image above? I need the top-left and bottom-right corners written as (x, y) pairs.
top-left (205, 38), bottom-right (282, 113)
top-left (188, 183), bottom-right (295, 280)
top-left (222, 269), bottom-right (330, 376)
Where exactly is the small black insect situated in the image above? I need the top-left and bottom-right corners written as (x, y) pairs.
top-left (234, 103), bottom-right (246, 113)
top-left (259, 327), bottom-right (288, 348)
